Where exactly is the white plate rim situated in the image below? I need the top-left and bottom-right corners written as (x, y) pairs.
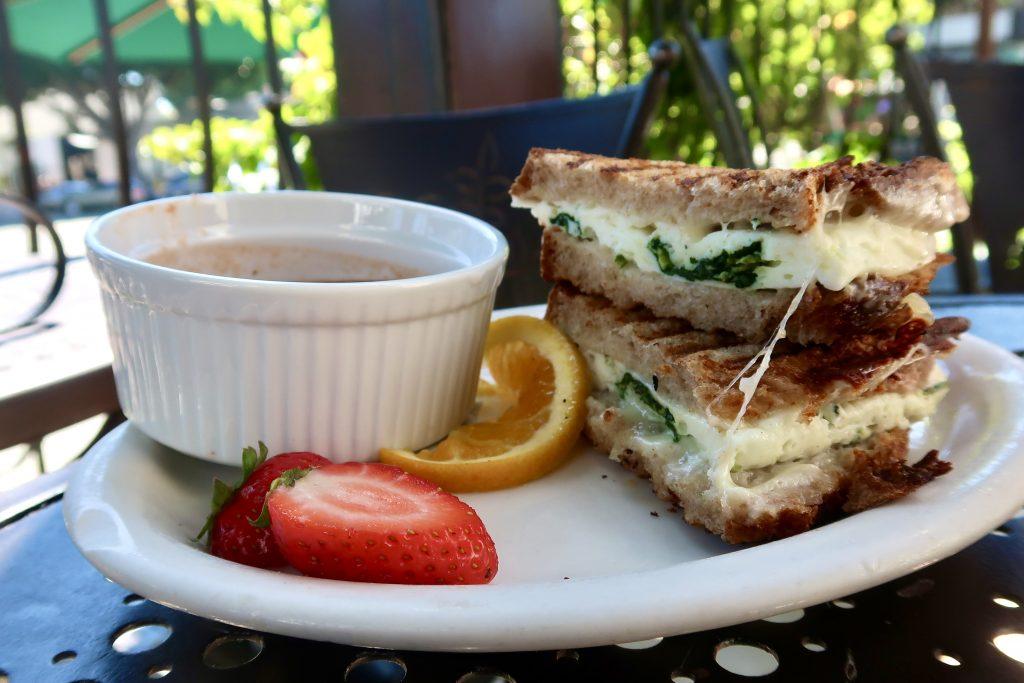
top-left (63, 308), bottom-right (1024, 652)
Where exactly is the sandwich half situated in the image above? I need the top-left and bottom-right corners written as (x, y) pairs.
top-left (512, 149), bottom-right (969, 344)
top-left (546, 284), bottom-right (967, 543)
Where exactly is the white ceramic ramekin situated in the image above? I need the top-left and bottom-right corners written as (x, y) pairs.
top-left (86, 192), bottom-right (507, 464)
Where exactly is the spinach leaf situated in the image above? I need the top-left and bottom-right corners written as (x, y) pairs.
top-left (614, 253), bottom-right (629, 268)
top-left (646, 237), bottom-right (778, 289)
top-left (615, 373), bottom-right (681, 442)
top-left (551, 212), bottom-right (587, 239)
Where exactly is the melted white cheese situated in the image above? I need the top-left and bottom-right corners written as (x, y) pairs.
top-left (586, 350), bottom-right (947, 471)
top-left (517, 199), bottom-right (936, 291)
top-left (713, 274), bottom-right (814, 431)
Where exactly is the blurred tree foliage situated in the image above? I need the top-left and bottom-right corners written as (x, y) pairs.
top-left (164, 0), bottom-right (336, 122)
top-left (139, 0), bottom-right (333, 191)
top-left (561, 0), bottom-right (972, 197)
top-left (562, 0), bottom-right (934, 164)
top-left (140, 0), bottom-right (970, 194)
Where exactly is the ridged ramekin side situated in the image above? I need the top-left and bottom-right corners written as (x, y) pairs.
top-left (93, 262), bottom-right (499, 463)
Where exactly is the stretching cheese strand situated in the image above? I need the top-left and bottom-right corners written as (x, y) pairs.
top-left (705, 273), bottom-right (815, 431)
top-left (729, 275), bottom-right (814, 435)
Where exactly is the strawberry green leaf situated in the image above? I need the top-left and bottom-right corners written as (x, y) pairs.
top-left (193, 478), bottom-right (234, 542)
top-left (249, 467), bottom-right (312, 529)
top-left (194, 442), bottom-right (271, 544)
top-left (240, 441), bottom-right (268, 482)
top-left (241, 447), bottom-right (256, 478)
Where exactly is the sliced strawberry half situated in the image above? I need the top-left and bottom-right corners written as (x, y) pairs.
top-left (195, 443), bottom-right (330, 568)
top-left (263, 462), bottom-right (499, 584)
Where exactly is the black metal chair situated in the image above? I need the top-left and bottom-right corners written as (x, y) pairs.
top-left (676, 18), bottom-right (770, 168)
top-left (928, 61), bottom-right (1024, 293)
top-left (0, 195), bottom-right (66, 334)
top-left (886, 26), bottom-right (986, 293)
top-left (272, 41), bottom-right (679, 308)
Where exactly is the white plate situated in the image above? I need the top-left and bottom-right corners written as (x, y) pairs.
top-left (64, 306), bottom-right (1024, 652)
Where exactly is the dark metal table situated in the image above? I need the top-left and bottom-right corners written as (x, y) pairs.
top-left (2, 295), bottom-right (1023, 683)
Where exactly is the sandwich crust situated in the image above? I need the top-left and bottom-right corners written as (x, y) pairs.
top-left (546, 284), bottom-right (966, 423)
top-left (585, 405), bottom-right (951, 544)
top-left (541, 227), bottom-right (951, 344)
top-left (511, 148), bottom-right (969, 233)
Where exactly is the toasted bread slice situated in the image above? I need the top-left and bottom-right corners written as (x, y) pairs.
top-left (542, 227), bottom-right (951, 344)
top-left (585, 406), bottom-right (950, 543)
top-left (511, 148), bottom-right (969, 234)
top-left (552, 285), bottom-right (959, 543)
top-left (545, 284), bottom-right (966, 423)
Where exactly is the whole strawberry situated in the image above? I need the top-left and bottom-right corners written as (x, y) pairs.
top-left (195, 443), bottom-right (330, 568)
top-left (258, 462), bottom-right (498, 584)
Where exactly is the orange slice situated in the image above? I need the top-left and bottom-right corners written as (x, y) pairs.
top-left (380, 316), bottom-right (589, 492)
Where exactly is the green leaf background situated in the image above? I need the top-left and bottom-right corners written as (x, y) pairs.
top-left (140, 0), bottom-right (972, 203)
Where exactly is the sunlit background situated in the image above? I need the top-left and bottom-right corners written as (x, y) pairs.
top-left (3, 1), bottom-right (1019, 262)
top-left (4, 1), bottom-right (1020, 198)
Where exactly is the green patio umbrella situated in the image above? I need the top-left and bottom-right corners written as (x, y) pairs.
top-left (1, 0), bottom-right (269, 200)
top-left (6, 0), bottom-right (262, 68)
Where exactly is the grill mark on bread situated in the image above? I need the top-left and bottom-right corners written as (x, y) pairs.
top-left (547, 284), bottom-right (964, 422)
top-left (923, 316), bottom-right (970, 353)
top-left (511, 148), bottom-right (969, 233)
top-left (686, 330), bottom-right (938, 422)
top-left (802, 317), bottom-right (932, 389)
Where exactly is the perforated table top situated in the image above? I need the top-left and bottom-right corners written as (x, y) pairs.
top-left (2, 296), bottom-right (1023, 682)
top-left (2, 501), bottom-right (1024, 682)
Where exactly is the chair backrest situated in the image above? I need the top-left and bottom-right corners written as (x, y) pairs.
top-left (676, 19), bottom-right (768, 168)
top-left (887, 25), bottom-right (987, 293)
top-left (275, 41), bottom-right (678, 307)
top-left (886, 27), bottom-right (945, 160)
top-left (929, 61), bottom-right (1024, 292)
top-left (0, 195), bottom-right (66, 333)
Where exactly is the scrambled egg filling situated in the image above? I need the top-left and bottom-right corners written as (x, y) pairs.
top-left (585, 350), bottom-right (947, 472)
top-left (521, 200), bottom-right (937, 291)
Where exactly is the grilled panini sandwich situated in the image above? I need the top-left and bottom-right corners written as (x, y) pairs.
top-left (511, 149), bottom-right (969, 543)
top-left (511, 149), bottom-right (968, 343)
top-left (547, 284), bottom-right (965, 542)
